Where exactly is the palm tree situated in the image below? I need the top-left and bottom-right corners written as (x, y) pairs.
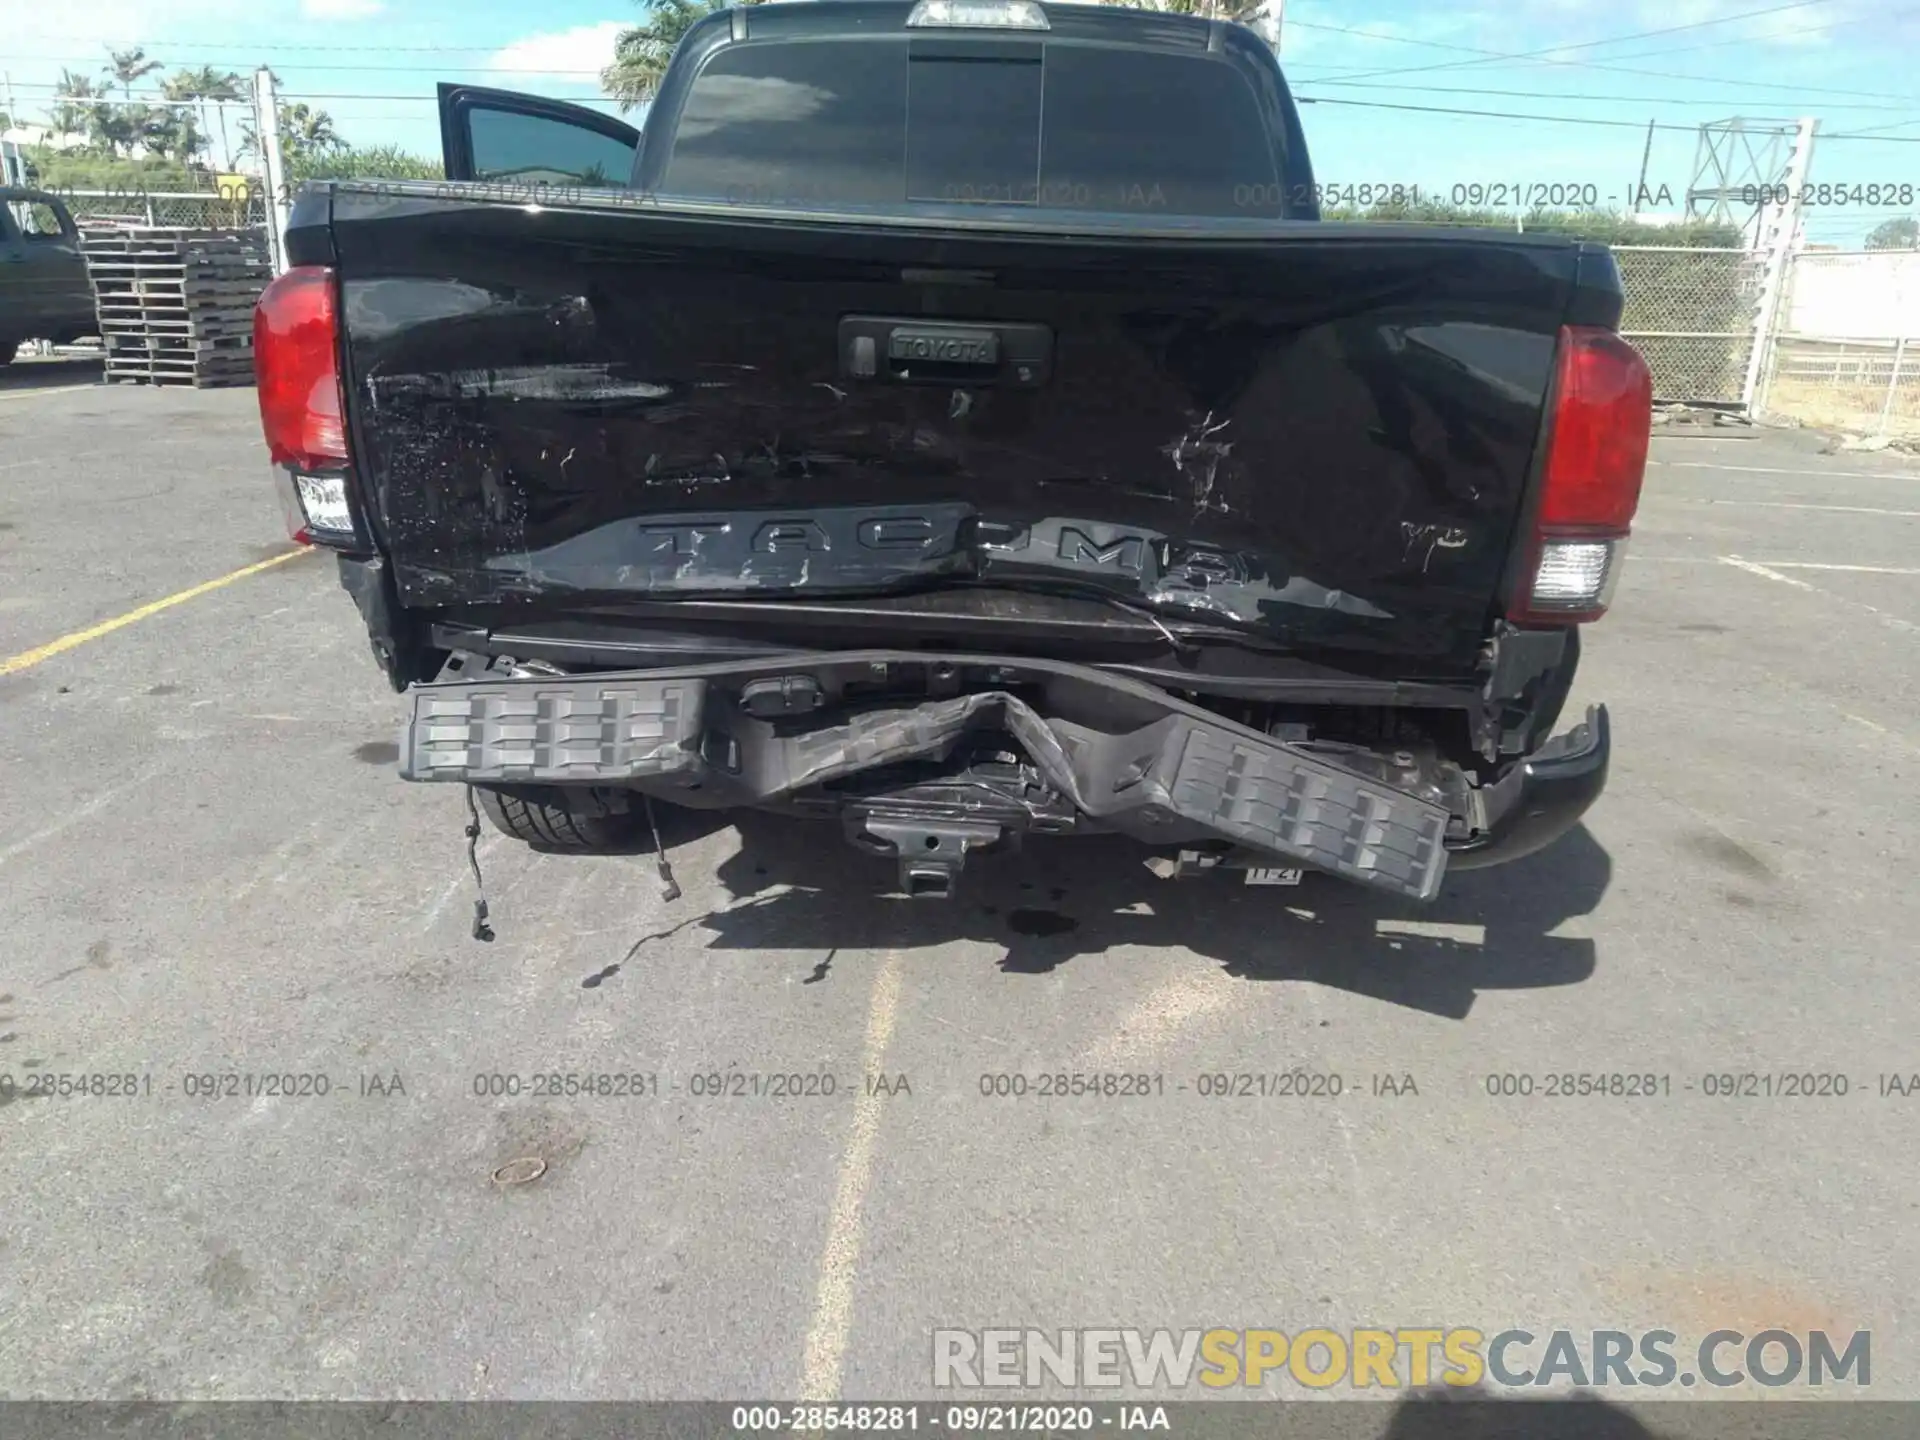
top-left (165, 66), bottom-right (244, 169)
top-left (602, 0), bottom-right (763, 112)
top-left (106, 47), bottom-right (163, 101)
top-left (284, 103), bottom-right (341, 160)
top-left (50, 68), bottom-right (134, 156)
top-left (242, 102), bottom-right (344, 167)
top-left (142, 106), bottom-right (205, 165)
top-left (50, 69), bottom-right (103, 143)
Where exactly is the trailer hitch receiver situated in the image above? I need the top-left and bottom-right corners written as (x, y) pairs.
top-left (855, 816), bottom-right (1003, 899)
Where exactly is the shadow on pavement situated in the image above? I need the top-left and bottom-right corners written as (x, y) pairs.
top-left (1378, 1389), bottom-right (1665, 1439)
top-left (0, 352), bottom-right (103, 392)
top-left (671, 811), bottom-right (1610, 1019)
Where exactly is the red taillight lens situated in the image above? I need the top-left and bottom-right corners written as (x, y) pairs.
top-left (1510, 326), bottom-right (1653, 624)
top-left (1538, 327), bottom-right (1653, 534)
top-left (254, 265), bottom-right (347, 470)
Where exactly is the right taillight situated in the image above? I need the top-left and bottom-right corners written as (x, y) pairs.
top-left (1509, 325), bottom-right (1653, 625)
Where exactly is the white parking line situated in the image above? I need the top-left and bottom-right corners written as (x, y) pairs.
top-left (1846, 713), bottom-right (1920, 756)
top-left (1758, 562), bottom-right (1920, 573)
top-left (1666, 499), bottom-right (1920, 518)
top-left (1650, 460), bottom-right (1920, 483)
top-left (0, 383), bottom-right (98, 402)
top-left (1719, 556), bottom-right (1920, 634)
top-left (1634, 558), bottom-right (1920, 574)
top-left (0, 764), bottom-right (165, 871)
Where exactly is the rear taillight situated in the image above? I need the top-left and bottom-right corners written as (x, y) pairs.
top-left (1509, 325), bottom-right (1653, 625)
top-left (255, 265), bottom-right (347, 472)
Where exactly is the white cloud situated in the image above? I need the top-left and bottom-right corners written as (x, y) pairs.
top-left (301, 0), bottom-right (385, 15)
top-left (675, 74), bottom-right (830, 138)
top-left (487, 21), bottom-right (628, 82)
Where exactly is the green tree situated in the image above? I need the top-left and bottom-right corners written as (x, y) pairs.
top-left (164, 67), bottom-right (244, 170)
top-left (50, 69), bottom-right (110, 149)
top-left (105, 47), bottom-right (163, 101)
top-left (282, 103), bottom-right (341, 161)
top-left (239, 102), bottom-right (344, 168)
top-left (602, 0), bottom-right (765, 111)
top-left (1865, 217), bottom-right (1919, 251)
top-left (140, 106), bottom-right (206, 165)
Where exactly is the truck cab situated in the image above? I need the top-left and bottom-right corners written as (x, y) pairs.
top-left (0, 188), bottom-right (96, 365)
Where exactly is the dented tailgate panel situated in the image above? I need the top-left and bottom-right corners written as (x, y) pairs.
top-left (332, 190), bottom-right (1577, 669)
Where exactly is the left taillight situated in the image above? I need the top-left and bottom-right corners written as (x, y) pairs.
top-left (1509, 325), bottom-right (1654, 625)
top-left (255, 265), bottom-right (347, 472)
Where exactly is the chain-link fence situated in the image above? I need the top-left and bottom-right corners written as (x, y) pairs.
top-left (59, 188), bottom-right (270, 232)
top-left (1613, 245), bottom-right (1765, 407)
top-left (1750, 249), bottom-right (1920, 439)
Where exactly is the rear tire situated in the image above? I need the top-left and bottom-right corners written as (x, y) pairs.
top-left (475, 785), bottom-right (642, 851)
top-left (0, 342), bottom-right (17, 369)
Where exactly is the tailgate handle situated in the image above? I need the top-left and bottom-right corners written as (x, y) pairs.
top-left (839, 315), bottom-right (1052, 388)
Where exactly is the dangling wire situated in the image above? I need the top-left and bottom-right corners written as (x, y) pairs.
top-left (644, 795), bottom-right (681, 903)
top-left (464, 786), bottom-right (495, 942)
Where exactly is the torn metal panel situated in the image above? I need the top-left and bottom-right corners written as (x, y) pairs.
top-left (397, 652), bottom-right (1457, 900)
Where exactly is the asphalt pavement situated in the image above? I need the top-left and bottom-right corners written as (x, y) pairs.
top-left (2, 358), bottom-right (1917, 1406)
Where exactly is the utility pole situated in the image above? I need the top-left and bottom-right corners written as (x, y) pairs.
top-left (253, 66), bottom-right (290, 275)
top-left (1634, 118), bottom-right (1656, 215)
top-left (1271, 0), bottom-right (1285, 53)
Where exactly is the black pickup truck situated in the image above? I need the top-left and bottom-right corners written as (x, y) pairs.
top-left (255, 0), bottom-right (1650, 904)
top-left (1, 188), bottom-right (97, 365)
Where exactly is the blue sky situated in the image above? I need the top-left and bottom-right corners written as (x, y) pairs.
top-left (4, 0), bottom-right (1917, 243)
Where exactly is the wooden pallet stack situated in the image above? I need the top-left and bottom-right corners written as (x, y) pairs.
top-left (82, 226), bottom-right (271, 388)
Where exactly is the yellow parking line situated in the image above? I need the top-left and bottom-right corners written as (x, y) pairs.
top-left (0, 383), bottom-right (99, 402)
top-left (0, 547), bottom-right (314, 678)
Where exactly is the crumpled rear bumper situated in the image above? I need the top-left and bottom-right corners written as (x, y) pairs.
top-left (397, 651), bottom-right (1457, 902)
top-left (1447, 705), bottom-right (1610, 871)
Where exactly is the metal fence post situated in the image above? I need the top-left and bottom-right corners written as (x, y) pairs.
top-left (1741, 116), bottom-right (1817, 415)
top-left (253, 66), bottom-right (291, 274)
top-left (1880, 337), bottom-right (1908, 437)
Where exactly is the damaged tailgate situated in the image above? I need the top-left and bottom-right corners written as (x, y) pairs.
top-left (331, 187), bottom-right (1587, 672)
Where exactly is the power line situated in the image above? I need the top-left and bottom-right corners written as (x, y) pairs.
top-left (1301, 0), bottom-right (1836, 84)
top-left (5, 54), bottom-right (606, 76)
top-left (1286, 9), bottom-right (1890, 77)
top-left (1826, 117), bottom-right (1920, 137)
top-left (1293, 97), bottom-right (1706, 132)
top-left (1314, 45), bottom-right (1918, 108)
top-left (1285, 7), bottom-right (1920, 106)
top-left (1301, 80), bottom-right (1920, 115)
top-left (1, 36), bottom-right (524, 52)
top-left (5, 81), bottom-right (623, 106)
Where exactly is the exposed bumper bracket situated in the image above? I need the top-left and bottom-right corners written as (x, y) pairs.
top-left (397, 651), bottom-right (1457, 902)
